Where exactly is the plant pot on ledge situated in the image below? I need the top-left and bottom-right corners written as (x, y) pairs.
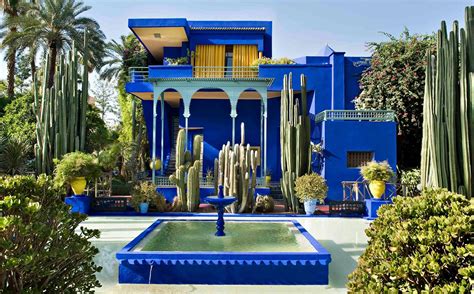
top-left (54, 152), bottom-right (101, 215)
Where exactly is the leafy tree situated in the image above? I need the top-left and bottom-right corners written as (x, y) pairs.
top-left (0, 92), bottom-right (35, 146)
top-left (85, 105), bottom-right (113, 153)
top-left (100, 34), bottom-right (149, 178)
top-left (3, 0), bottom-right (106, 88)
top-left (0, 174), bottom-right (102, 292)
top-left (354, 29), bottom-right (435, 168)
top-left (347, 189), bottom-right (473, 292)
top-left (91, 80), bottom-right (120, 126)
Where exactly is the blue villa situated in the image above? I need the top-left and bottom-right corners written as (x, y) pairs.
top-left (125, 18), bottom-right (397, 201)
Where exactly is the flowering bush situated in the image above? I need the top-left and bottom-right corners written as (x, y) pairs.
top-left (294, 173), bottom-right (327, 202)
top-left (360, 160), bottom-right (394, 182)
top-left (347, 189), bottom-right (473, 292)
top-left (354, 29), bottom-right (435, 168)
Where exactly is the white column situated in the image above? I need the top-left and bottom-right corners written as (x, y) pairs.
top-left (228, 90), bottom-right (239, 146)
top-left (160, 92), bottom-right (165, 176)
top-left (261, 88), bottom-right (268, 179)
top-left (152, 85), bottom-right (160, 184)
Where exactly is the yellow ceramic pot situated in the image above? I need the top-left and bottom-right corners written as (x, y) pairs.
top-left (369, 180), bottom-right (386, 199)
top-left (149, 159), bottom-right (162, 170)
top-left (70, 177), bottom-right (87, 195)
top-left (265, 175), bottom-right (272, 185)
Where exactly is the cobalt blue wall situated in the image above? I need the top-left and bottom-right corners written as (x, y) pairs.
top-left (344, 57), bottom-right (369, 110)
top-left (317, 120), bottom-right (397, 201)
top-left (175, 98), bottom-right (281, 178)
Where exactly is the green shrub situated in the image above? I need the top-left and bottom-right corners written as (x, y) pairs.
top-left (130, 181), bottom-right (166, 212)
top-left (360, 160), bottom-right (394, 182)
top-left (250, 57), bottom-right (295, 67)
top-left (0, 175), bottom-right (102, 292)
top-left (294, 173), bottom-right (328, 202)
top-left (347, 189), bottom-right (473, 293)
top-left (97, 143), bottom-right (121, 172)
top-left (53, 152), bottom-right (101, 189)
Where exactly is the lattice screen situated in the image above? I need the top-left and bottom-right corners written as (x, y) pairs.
top-left (347, 151), bottom-right (374, 168)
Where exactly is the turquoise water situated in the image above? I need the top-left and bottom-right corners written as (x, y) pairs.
top-left (135, 221), bottom-right (315, 252)
top-left (82, 216), bottom-right (370, 293)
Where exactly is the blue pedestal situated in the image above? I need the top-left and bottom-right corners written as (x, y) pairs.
top-left (364, 199), bottom-right (391, 220)
top-left (65, 195), bottom-right (91, 214)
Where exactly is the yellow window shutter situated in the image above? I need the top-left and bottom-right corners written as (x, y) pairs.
top-left (195, 45), bottom-right (225, 77)
top-left (233, 45), bottom-right (258, 77)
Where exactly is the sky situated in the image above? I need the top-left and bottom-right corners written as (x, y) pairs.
top-left (0, 0), bottom-right (472, 80)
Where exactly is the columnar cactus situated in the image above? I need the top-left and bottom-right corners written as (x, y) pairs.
top-left (421, 6), bottom-right (474, 198)
top-left (214, 123), bottom-right (259, 213)
top-left (34, 39), bottom-right (89, 174)
top-left (169, 129), bottom-right (202, 211)
top-left (280, 73), bottom-right (311, 213)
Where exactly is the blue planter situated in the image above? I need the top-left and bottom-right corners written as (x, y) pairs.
top-left (364, 198), bottom-right (391, 220)
top-left (304, 199), bottom-right (318, 215)
top-left (64, 195), bottom-right (91, 214)
top-left (139, 202), bottom-right (149, 214)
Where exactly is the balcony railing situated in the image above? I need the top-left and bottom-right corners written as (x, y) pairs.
top-left (314, 110), bottom-right (396, 123)
top-left (192, 66), bottom-right (258, 78)
top-left (128, 66), bottom-right (260, 82)
top-left (129, 67), bottom-right (148, 82)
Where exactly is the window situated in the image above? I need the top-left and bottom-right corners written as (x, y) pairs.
top-left (225, 45), bottom-right (233, 77)
top-left (347, 151), bottom-right (374, 168)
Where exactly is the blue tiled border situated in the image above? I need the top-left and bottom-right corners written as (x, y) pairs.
top-left (116, 219), bottom-right (332, 285)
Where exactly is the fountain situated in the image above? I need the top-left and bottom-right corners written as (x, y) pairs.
top-left (116, 186), bottom-right (332, 285)
top-left (203, 185), bottom-right (236, 236)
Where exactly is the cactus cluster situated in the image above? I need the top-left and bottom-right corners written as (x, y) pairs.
top-left (34, 40), bottom-right (89, 174)
top-left (169, 129), bottom-right (202, 211)
top-left (213, 122), bottom-right (259, 213)
top-left (280, 73), bottom-right (312, 213)
top-left (421, 6), bottom-right (474, 198)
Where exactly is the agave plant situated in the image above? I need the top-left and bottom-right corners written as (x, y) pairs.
top-left (0, 136), bottom-right (30, 175)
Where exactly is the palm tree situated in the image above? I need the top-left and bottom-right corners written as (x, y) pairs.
top-left (0, 0), bottom-right (24, 99)
top-left (1, 1), bottom-right (40, 80)
top-left (100, 34), bottom-right (147, 141)
top-left (3, 0), bottom-right (106, 88)
top-left (100, 34), bottom-right (147, 82)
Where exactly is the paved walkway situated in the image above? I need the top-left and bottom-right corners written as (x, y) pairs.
top-left (82, 216), bottom-right (370, 293)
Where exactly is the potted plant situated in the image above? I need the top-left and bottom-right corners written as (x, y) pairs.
top-left (265, 169), bottom-right (272, 185)
top-left (360, 160), bottom-right (394, 199)
top-left (295, 173), bottom-right (328, 215)
top-left (54, 152), bottom-right (101, 214)
top-left (206, 168), bottom-right (213, 185)
top-left (131, 181), bottom-right (165, 214)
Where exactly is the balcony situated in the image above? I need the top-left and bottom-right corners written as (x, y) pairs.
top-left (128, 66), bottom-right (259, 82)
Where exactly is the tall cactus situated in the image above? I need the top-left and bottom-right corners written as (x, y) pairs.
top-left (421, 6), bottom-right (474, 198)
top-left (169, 129), bottom-right (202, 211)
top-left (214, 122), bottom-right (259, 213)
top-left (280, 73), bottom-right (311, 213)
top-left (34, 39), bottom-right (89, 174)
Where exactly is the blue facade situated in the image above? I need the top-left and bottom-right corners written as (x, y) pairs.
top-left (125, 18), bottom-right (397, 201)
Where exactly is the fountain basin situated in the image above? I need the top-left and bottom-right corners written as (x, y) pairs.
top-left (116, 219), bottom-right (331, 285)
